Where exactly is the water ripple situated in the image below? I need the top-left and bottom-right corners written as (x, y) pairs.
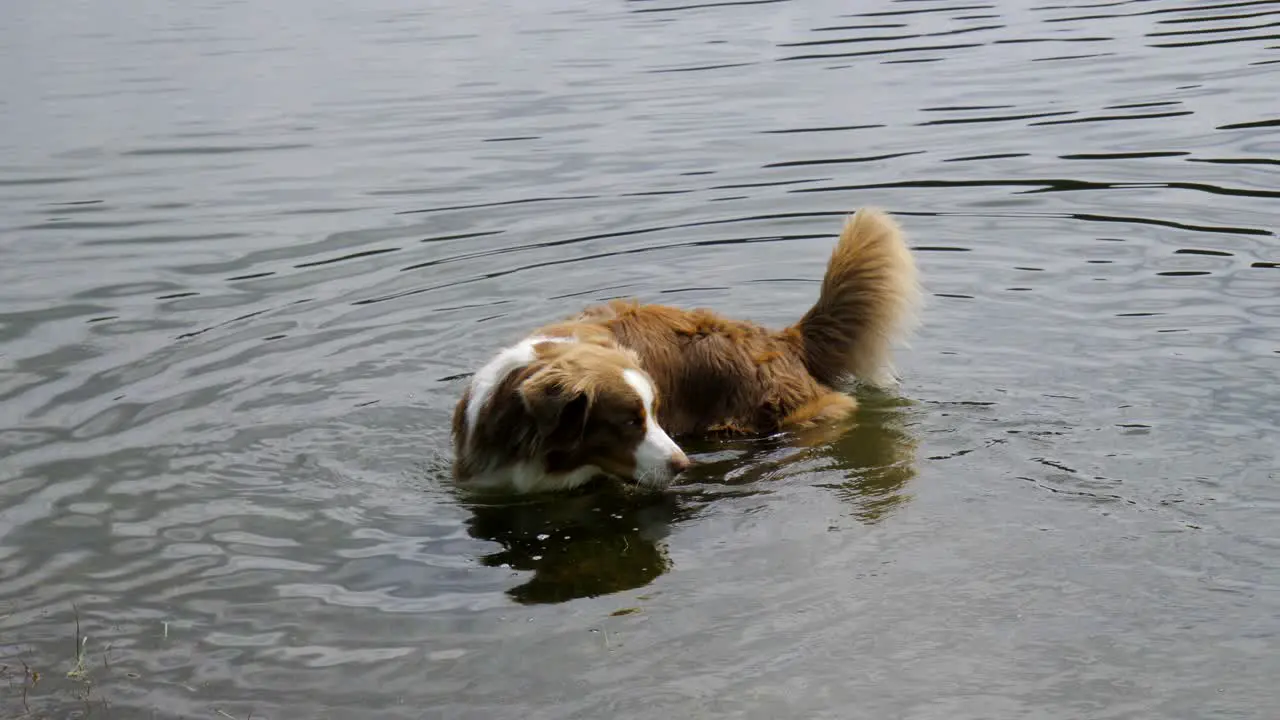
top-left (3, 0), bottom-right (1280, 717)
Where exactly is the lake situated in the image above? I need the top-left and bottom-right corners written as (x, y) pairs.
top-left (2, 0), bottom-right (1278, 717)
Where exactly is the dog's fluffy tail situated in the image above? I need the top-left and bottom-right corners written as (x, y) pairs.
top-left (789, 208), bottom-right (921, 388)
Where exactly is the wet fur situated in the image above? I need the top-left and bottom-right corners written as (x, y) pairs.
top-left (560, 207), bottom-right (919, 436)
top-left (452, 207), bottom-right (920, 491)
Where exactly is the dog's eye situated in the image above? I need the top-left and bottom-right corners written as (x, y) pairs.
top-left (625, 417), bottom-right (642, 427)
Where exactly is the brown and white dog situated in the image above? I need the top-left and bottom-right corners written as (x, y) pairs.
top-left (451, 208), bottom-right (920, 494)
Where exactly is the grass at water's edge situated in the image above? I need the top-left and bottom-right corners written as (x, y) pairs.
top-left (0, 605), bottom-right (256, 720)
top-left (2, 605), bottom-right (108, 719)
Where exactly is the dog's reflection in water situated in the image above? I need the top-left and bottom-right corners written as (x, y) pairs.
top-left (463, 395), bottom-right (918, 604)
top-left (463, 484), bottom-right (692, 605)
top-left (799, 393), bottom-right (919, 523)
top-left (680, 392), bottom-right (919, 523)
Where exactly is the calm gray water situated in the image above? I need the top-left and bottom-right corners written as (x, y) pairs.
top-left (2, 0), bottom-right (1278, 717)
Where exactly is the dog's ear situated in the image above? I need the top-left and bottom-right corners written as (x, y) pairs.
top-left (519, 369), bottom-right (592, 447)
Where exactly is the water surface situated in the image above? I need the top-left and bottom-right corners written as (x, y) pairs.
top-left (2, 0), bottom-right (1278, 717)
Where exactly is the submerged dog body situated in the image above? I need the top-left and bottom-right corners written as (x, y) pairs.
top-left (452, 208), bottom-right (920, 494)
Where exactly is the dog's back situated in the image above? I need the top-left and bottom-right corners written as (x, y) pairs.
top-left (579, 208), bottom-right (920, 436)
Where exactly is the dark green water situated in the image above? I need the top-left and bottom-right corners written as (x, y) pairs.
top-left (2, 1), bottom-right (1278, 717)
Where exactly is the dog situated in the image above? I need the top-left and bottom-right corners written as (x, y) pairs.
top-left (451, 208), bottom-right (920, 494)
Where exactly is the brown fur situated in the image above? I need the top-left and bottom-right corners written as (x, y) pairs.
top-left (573, 300), bottom-right (838, 436)
top-left (565, 207), bottom-right (919, 437)
top-left (452, 341), bottom-right (656, 482)
top-left (791, 207), bottom-right (920, 387)
top-left (518, 342), bottom-right (652, 480)
top-left (452, 207), bottom-right (919, 491)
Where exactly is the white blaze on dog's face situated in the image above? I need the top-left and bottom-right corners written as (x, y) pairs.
top-left (621, 368), bottom-right (687, 487)
top-left (511, 342), bottom-right (690, 490)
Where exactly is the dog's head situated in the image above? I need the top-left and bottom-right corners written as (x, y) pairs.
top-left (515, 341), bottom-right (689, 489)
